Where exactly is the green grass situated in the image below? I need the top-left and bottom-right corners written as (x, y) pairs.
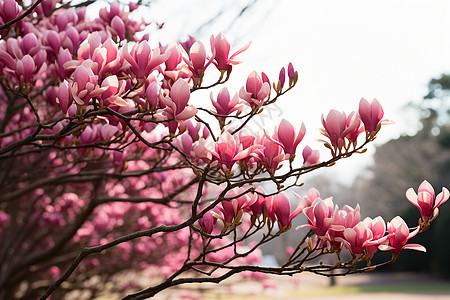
top-left (292, 283), bottom-right (450, 297)
top-left (199, 284), bottom-right (450, 299)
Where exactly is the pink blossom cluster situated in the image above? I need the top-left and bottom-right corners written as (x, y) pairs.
top-left (197, 181), bottom-right (448, 265)
top-left (179, 118), bottom-right (312, 177)
top-left (0, 1), bottom-right (448, 298)
top-left (320, 98), bottom-right (393, 156)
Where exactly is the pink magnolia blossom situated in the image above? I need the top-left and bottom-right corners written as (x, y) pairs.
top-left (210, 33), bottom-right (251, 71)
top-left (210, 88), bottom-right (242, 128)
top-left (342, 222), bottom-right (373, 256)
top-left (34, 0), bottom-right (59, 17)
top-left (185, 120), bottom-right (201, 142)
top-left (345, 111), bottom-right (364, 143)
top-left (98, 75), bottom-right (128, 107)
top-left (272, 193), bottom-right (303, 232)
top-left (276, 119), bottom-right (306, 158)
top-left (15, 54), bottom-right (37, 84)
top-left (0, 0), bottom-right (21, 24)
top-left (245, 187), bottom-right (267, 217)
top-left (158, 79), bottom-right (198, 126)
top-left (176, 133), bottom-right (194, 156)
top-left (261, 72), bottom-right (271, 93)
top-left (71, 61), bottom-right (106, 105)
top-left (358, 98), bottom-right (392, 133)
top-left (180, 35), bottom-right (196, 53)
top-left (210, 87), bottom-right (241, 116)
top-left (162, 43), bottom-right (191, 83)
top-left (362, 216), bottom-right (388, 259)
top-left (276, 67), bottom-right (285, 92)
top-left (56, 48), bottom-right (73, 80)
top-left (320, 109), bottom-right (359, 151)
top-left (406, 180), bottom-right (449, 225)
top-left (287, 62), bottom-right (298, 86)
top-left (239, 71), bottom-right (270, 107)
top-left (163, 43), bottom-right (183, 71)
top-left (61, 26), bottom-right (82, 54)
top-left (297, 197), bottom-right (336, 237)
top-left (211, 132), bottom-right (262, 174)
top-left (145, 80), bottom-right (162, 110)
top-left (123, 40), bottom-right (170, 79)
top-left (56, 80), bottom-right (73, 114)
top-left (198, 211), bottom-right (217, 234)
top-left (326, 205), bottom-right (361, 252)
top-left (380, 216), bottom-right (426, 255)
top-left (183, 40), bottom-right (215, 80)
top-left (45, 30), bottom-right (61, 57)
top-left (302, 145), bottom-right (320, 167)
top-left (72, 33), bottom-right (124, 79)
top-left (110, 15), bottom-right (125, 40)
top-left (213, 190), bottom-right (257, 227)
top-left (193, 138), bottom-right (213, 164)
top-left (259, 134), bottom-right (285, 174)
top-left (293, 188), bottom-right (321, 212)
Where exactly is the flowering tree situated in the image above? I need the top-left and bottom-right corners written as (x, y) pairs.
top-left (0, 1), bottom-right (448, 299)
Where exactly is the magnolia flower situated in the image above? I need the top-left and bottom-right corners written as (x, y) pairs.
top-left (379, 216), bottom-right (426, 255)
top-left (326, 205), bottom-right (361, 252)
top-left (239, 71), bottom-right (270, 107)
top-left (98, 75), bottom-right (128, 107)
top-left (406, 180), bottom-right (449, 226)
top-left (211, 132), bottom-right (262, 174)
top-left (358, 98), bottom-right (393, 133)
top-left (362, 216), bottom-right (388, 259)
top-left (56, 80), bottom-right (73, 114)
top-left (341, 222), bottom-right (373, 256)
top-left (123, 40), bottom-right (170, 79)
top-left (71, 61), bottom-right (105, 105)
top-left (15, 54), bottom-right (36, 84)
top-left (259, 133), bottom-right (285, 174)
top-left (271, 193), bottom-right (303, 232)
top-left (198, 211), bottom-right (217, 234)
top-left (210, 87), bottom-right (241, 116)
top-left (0, 0), bottom-right (21, 24)
top-left (245, 187), bottom-right (267, 217)
top-left (293, 188), bottom-right (321, 212)
top-left (302, 145), bottom-right (320, 167)
top-left (276, 119), bottom-right (306, 158)
top-left (158, 79), bottom-right (198, 124)
top-left (297, 197), bottom-right (336, 237)
top-left (210, 33), bottom-right (251, 71)
top-left (345, 111), bottom-right (364, 143)
top-left (287, 62), bottom-right (298, 86)
top-left (213, 190), bottom-right (257, 229)
top-left (320, 109), bottom-right (360, 152)
top-left (183, 40), bottom-right (215, 81)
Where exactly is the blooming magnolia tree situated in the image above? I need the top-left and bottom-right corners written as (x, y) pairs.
top-left (0, 1), bottom-right (448, 299)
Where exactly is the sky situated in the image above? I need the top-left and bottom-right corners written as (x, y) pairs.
top-left (126, 0), bottom-right (450, 184)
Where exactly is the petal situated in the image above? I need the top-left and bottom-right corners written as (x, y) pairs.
top-left (435, 187), bottom-right (449, 208)
top-left (403, 243), bottom-right (426, 252)
top-left (175, 105), bottom-right (198, 121)
top-left (405, 187), bottom-right (419, 207)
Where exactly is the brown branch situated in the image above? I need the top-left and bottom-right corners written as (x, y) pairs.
top-left (0, 0), bottom-right (44, 31)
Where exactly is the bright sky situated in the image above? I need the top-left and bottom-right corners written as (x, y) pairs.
top-left (140, 0), bottom-right (450, 184)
